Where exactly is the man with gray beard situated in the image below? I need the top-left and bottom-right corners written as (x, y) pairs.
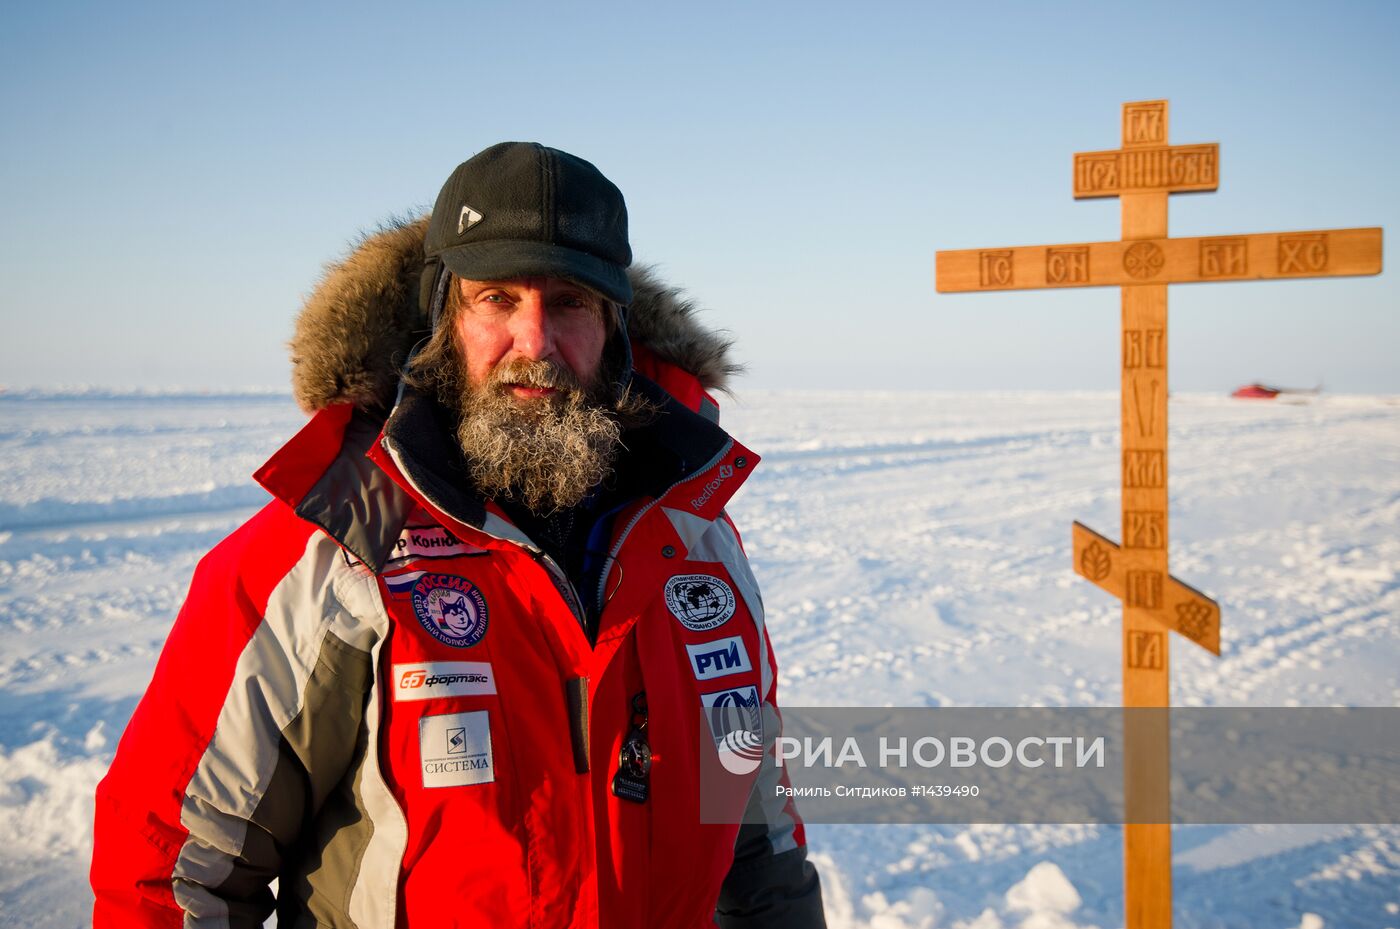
top-left (93, 142), bottom-right (825, 928)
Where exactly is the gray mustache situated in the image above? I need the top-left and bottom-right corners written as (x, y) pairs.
top-left (490, 360), bottom-right (580, 391)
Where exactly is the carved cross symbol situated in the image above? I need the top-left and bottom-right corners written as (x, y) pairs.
top-left (935, 100), bottom-right (1382, 929)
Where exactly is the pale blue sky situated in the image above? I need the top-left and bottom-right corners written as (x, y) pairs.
top-left (2, 0), bottom-right (1397, 392)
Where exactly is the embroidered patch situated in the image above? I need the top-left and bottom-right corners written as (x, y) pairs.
top-left (392, 526), bottom-right (486, 561)
top-left (700, 685), bottom-right (763, 748)
top-left (342, 526), bottom-right (486, 569)
top-left (419, 710), bottom-right (493, 787)
top-left (664, 574), bottom-right (736, 631)
top-left (412, 574), bottom-right (489, 648)
top-left (685, 635), bottom-right (753, 681)
top-left (393, 661), bottom-right (496, 701)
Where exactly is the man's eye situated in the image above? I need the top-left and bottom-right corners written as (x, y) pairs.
top-left (473, 294), bottom-right (510, 311)
top-left (468, 293), bottom-right (511, 316)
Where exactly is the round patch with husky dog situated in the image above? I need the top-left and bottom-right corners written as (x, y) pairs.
top-left (412, 574), bottom-right (489, 647)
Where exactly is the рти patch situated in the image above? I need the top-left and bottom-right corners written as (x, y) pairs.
top-left (685, 635), bottom-right (753, 681)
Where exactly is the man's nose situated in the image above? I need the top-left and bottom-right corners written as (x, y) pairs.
top-left (508, 289), bottom-right (555, 360)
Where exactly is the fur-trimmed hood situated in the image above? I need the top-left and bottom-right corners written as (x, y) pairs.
top-left (289, 216), bottom-right (739, 414)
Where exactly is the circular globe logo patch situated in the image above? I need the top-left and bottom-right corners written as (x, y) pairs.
top-left (411, 574), bottom-right (489, 648)
top-left (663, 574), bottom-right (736, 631)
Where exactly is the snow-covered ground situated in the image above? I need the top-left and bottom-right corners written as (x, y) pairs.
top-left (2, 390), bottom-right (1398, 928)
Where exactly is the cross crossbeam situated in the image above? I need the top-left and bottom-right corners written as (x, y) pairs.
top-left (1074, 143), bottom-right (1219, 198)
top-left (936, 227), bottom-right (1381, 292)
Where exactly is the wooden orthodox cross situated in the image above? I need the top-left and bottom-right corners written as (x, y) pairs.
top-left (934, 100), bottom-right (1382, 929)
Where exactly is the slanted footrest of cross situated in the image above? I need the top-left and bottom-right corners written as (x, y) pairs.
top-left (1071, 521), bottom-right (1220, 655)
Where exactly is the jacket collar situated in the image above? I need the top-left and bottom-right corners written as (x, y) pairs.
top-left (254, 403), bottom-right (417, 571)
top-left (378, 374), bottom-right (754, 534)
top-left (256, 374), bottom-right (757, 574)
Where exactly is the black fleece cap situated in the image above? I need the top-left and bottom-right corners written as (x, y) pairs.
top-left (424, 142), bottom-right (633, 304)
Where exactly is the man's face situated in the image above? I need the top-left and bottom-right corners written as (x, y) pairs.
top-left (454, 276), bottom-right (608, 397)
top-left (432, 274), bottom-right (621, 514)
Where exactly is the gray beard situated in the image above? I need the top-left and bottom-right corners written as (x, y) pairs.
top-left (452, 358), bottom-right (623, 514)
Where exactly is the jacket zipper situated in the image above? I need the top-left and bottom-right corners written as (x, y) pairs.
top-left (382, 437), bottom-right (597, 904)
top-left (383, 434), bottom-right (744, 919)
top-left (532, 548), bottom-right (589, 631)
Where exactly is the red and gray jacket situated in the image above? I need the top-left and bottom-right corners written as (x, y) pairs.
top-left (90, 219), bottom-right (823, 928)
